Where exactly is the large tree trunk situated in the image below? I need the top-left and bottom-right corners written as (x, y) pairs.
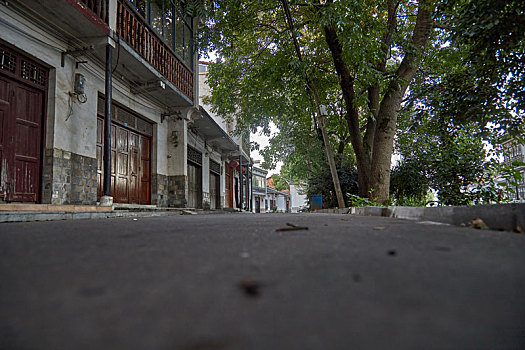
top-left (369, 89), bottom-right (403, 202)
top-left (369, 0), bottom-right (434, 203)
top-left (323, 25), bottom-right (371, 198)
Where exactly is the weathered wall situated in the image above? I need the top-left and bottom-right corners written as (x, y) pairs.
top-left (0, 6), bottom-right (174, 205)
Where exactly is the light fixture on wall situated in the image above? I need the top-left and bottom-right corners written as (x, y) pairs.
top-left (71, 73), bottom-right (87, 103)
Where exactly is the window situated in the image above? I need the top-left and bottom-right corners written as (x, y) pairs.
top-left (130, 1), bottom-right (194, 70)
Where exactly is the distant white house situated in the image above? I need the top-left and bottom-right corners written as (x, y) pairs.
top-left (289, 182), bottom-right (308, 213)
top-left (266, 187), bottom-right (290, 212)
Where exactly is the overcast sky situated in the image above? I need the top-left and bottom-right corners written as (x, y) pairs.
top-left (251, 123), bottom-right (282, 176)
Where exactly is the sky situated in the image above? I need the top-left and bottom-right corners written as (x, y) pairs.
top-left (250, 123), bottom-right (283, 177)
top-left (203, 52), bottom-right (283, 176)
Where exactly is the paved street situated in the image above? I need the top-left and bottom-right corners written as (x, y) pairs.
top-left (1, 213), bottom-right (524, 350)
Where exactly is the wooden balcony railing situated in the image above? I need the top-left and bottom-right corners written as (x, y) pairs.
top-left (116, 0), bottom-right (194, 101)
top-left (79, 0), bottom-right (109, 24)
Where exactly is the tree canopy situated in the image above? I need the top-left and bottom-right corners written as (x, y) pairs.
top-left (197, 0), bottom-right (524, 206)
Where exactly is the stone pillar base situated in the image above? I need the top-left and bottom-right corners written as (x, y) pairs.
top-left (99, 196), bottom-right (114, 207)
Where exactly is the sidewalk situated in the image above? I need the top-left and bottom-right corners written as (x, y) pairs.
top-left (316, 203), bottom-right (525, 232)
top-left (0, 203), bottom-right (235, 223)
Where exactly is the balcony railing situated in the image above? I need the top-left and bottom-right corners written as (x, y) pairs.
top-left (79, 0), bottom-right (109, 24)
top-left (116, 0), bottom-right (194, 101)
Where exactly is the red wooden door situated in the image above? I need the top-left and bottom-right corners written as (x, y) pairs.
top-left (139, 135), bottom-right (151, 204)
top-left (115, 125), bottom-right (129, 203)
top-left (225, 162), bottom-right (233, 208)
top-left (0, 76), bottom-right (43, 202)
top-left (97, 117), bottom-right (151, 204)
top-left (0, 85), bottom-right (9, 201)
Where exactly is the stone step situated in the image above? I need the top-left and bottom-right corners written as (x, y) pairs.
top-left (0, 204), bottom-right (111, 212)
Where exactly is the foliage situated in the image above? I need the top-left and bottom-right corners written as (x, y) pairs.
top-left (198, 0), bottom-right (437, 203)
top-left (346, 194), bottom-right (378, 207)
top-left (270, 174), bottom-right (290, 192)
top-left (306, 161), bottom-right (358, 208)
top-left (394, 0), bottom-right (525, 206)
top-left (197, 0), bottom-right (523, 206)
top-left (444, 0), bottom-right (525, 119)
top-left (389, 158), bottom-right (430, 206)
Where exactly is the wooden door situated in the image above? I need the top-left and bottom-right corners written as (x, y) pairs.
top-left (97, 117), bottom-right (151, 204)
top-left (209, 172), bottom-right (218, 210)
top-left (0, 76), bottom-right (43, 202)
top-left (115, 125), bottom-right (129, 203)
top-left (224, 162), bottom-right (233, 208)
top-left (0, 79), bottom-right (10, 201)
top-left (187, 163), bottom-right (202, 208)
top-left (139, 135), bottom-right (151, 204)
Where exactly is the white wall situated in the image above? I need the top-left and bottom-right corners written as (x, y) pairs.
top-left (0, 5), bottom-right (170, 175)
top-left (290, 183), bottom-right (307, 213)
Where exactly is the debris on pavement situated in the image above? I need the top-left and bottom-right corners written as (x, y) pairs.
top-left (435, 246), bottom-right (452, 252)
top-left (275, 223), bottom-right (309, 232)
top-left (352, 273), bottom-right (362, 283)
top-left (180, 210), bottom-right (197, 215)
top-left (239, 252), bottom-right (250, 259)
top-left (514, 226), bottom-right (524, 234)
top-left (387, 249), bottom-right (397, 256)
top-left (239, 279), bottom-right (261, 297)
top-left (469, 218), bottom-right (489, 230)
top-left (373, 226), bottom-right (386, 230)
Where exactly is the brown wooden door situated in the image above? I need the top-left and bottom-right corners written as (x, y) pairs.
top-left (225, 162), bottom-right (233, 208)
top-left (0, 86), bottom-right (10, 201)
top-left (97, 117), bottom-right (151, 204)
top-left (0, 76), bottom-right (43, 202)
top-left (139, 135), bottom-right (151, 204)
top-left (209, 172), bottom-right (218, 210)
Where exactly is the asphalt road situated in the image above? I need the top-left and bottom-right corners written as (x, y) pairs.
top-left (1, 213), bottom-right (524, 350)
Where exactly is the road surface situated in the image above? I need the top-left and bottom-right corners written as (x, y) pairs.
top-left (1, 213), bottom-right (524, 349)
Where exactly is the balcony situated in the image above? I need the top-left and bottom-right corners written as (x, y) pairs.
top-left (78, 0), bottom-right (110, 25)
top-left (9, 0), bottom-right (110, 39)
top-left (8, 0), bottom-right (194, 107)
top-left (116, 0), bottom-right (194, 105)
top-left (252, 186), bottom-right (266, 194)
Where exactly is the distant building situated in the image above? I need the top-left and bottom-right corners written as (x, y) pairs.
top-left (500, 138), bottom-right (525, 201)
top-left (266, 177), bottom-right (290, 212)
top-left (289, 181), bottom-right (308, 213)
top-left (199, 61), bottom-right (251, 210)
top-left (251, 167), bottom-right (268, 213)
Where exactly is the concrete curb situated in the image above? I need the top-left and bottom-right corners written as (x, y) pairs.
top-left (316, 203), bottom-right (525, 231)
top-left (0, 210), bottom-right (184, 223)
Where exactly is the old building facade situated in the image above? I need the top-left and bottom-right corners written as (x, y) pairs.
top-left (0, 0), bottom-right (206, 207)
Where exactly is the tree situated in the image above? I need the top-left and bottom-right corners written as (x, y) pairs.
top-left (199, 0), bottom-right (437, 204)
top-left (393, 0), bottom-right (525, 205)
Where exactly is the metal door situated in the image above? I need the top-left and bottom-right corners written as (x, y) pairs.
top-left (0, 76), bottom-right (43, 202)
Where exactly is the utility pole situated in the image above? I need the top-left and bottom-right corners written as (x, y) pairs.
top-left (279, 0), bottom-right (345, 208)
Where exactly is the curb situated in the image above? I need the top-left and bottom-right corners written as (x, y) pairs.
top-left (316, 203), bottom-right (525, 231)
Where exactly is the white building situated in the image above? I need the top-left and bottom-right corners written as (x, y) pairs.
top-left (0, 0), bottom-right (239, 210)
top-left (252, 166), bottom-right (268, 213)
top-left (198, 61), bottom-right (252, 210)
top-left (289, 181), bottom-right (308, 213)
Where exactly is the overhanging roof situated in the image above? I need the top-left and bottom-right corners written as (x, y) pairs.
top-left (193, 106), bottom-right (239, 155)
